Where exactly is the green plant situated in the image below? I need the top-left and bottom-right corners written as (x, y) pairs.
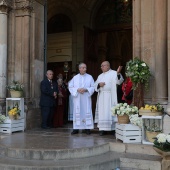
top-left (6, 80), bottom-right (24, 91)
top-left (125, 57), bottom-right (151, 90)
top-left (145, 121), bottom-right (162, 132)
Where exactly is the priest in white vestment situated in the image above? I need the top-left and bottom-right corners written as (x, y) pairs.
top-left (94, 61), bottom-right (124, 136)
top-left (68, 63), bottom-right (94, 135)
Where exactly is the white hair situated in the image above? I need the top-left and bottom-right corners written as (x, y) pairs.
top-left (78, 63), bottom-right (86, 69)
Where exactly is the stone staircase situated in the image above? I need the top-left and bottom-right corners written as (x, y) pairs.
top-left (0, 141), bottom-right (162, 170)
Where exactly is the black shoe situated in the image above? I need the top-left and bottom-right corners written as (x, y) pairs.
top-left (86, 129), bottom-right (91, 135)
top-left (41, 126), bottom-right (50, 129)
top-left (99, 131), bottom-right (105, 136)
top-left (71, 130), bottom-right (79, 135)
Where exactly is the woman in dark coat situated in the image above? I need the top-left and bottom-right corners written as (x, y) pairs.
top-left (53, 78), bottom-right (66, 127)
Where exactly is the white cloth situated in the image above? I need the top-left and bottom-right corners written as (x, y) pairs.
top-left (68, 73), bottom-right (94, 129)
top-left (94, 69), bottom-right (124, 131)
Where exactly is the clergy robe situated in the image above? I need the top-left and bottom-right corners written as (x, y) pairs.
top-left (94, 69), bottom-right (124, 131)
top-left (68, 73), bottom-right (94, 130)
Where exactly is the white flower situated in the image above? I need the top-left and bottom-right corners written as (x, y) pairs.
top-left (136, 64), bottom-right (138, 67)
top-left (141, 63), bottom-right (146, 67)
top-left (156, 133), bottom-right (167, 143)
top-left (129, 114), bottom-right (142, 128)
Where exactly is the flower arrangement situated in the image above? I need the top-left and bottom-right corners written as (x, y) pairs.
top-left (125, 57), bottom-right (151, 90)
top-left (0, 114), bottom-right (7, 123)
top-left (8, 103), bottom-right (20, 120)
top-left (6, 80), bottom-right (24, 91)
top-left (153, 133), bottom-right (170, 152)
top-left (111, 103), bottom-right (138, 116)
top-left (129, 114), bottom-right (142, 128)
top-left (140, 103), bottom-right (164, 112)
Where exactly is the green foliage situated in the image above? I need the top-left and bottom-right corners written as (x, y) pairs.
top-left (6, 80), bottom-right (24, 91)
top-left (125, 57), bottom-right (151, 90)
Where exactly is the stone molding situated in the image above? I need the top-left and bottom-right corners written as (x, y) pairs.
top-left (15, 0), bottom-right (33, 16)
top-left (35, 0), bottom-right (45, 5)
top-left (0, 0), bottom-right (10, 14)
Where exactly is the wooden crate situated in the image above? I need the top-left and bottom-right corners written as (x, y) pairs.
top-left (0, 118), bottom-right (25, 134)
top-left (139, 110), bottom-right (162, 116)
top-left (116, 123), bottom-right (142, 143)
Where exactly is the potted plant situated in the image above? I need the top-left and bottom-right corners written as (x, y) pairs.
top-left (139, 103), bottom-right (164, 116)
top-left (125, 57), bottom-right (151, 108)
top-left (111, 103), bottom-right (138, 124)
top-left (145, 121), bottom-right (162, 143)
top-left (8, 103), bottom-right (21, 120)
top-left (6, 81), bottom-right (24, 98)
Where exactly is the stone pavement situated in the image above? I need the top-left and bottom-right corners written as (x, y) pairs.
top-left (0, 123), bottom-right (162, 170)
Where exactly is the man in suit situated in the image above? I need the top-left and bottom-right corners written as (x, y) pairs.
top-left (40, 70), bottom-right (58, 129)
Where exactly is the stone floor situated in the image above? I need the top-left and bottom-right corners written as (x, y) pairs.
top-left (0, 123), bottom-right (118, 150)
top-left (0, 123), bottom-right (162, 170)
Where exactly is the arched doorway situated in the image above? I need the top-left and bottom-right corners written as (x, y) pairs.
top-left (47, 13), bottom-right (73, 123)
top-left (84, 0), bottom-right (133, 112)
top-left (47, 13), bottom-right (72, 81)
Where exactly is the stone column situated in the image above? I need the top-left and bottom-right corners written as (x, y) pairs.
top-left (167, 0), bottom-right (170, 114)
top-left (133, 0), bottom-right (167, 104)
top-left (0, 0), bottom-right (8, 98)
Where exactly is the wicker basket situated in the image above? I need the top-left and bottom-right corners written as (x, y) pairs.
top-left (146, 131), bottom-right (160, 143)
top-left (10, 90), bottom-right (23, 98)
top-left (139, 109), bottom-right (162, 116)
top-left (117, 114), bottom-right (130, 124)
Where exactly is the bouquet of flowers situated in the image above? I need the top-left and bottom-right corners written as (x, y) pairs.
top-left (153, 133), bottom-right (170, 152)
top-left (125, 57), bottom-right (151, 90)
top-left (129, 114), bottom-right (142, 128)
top-left (6, 80), bottom-right (24, 91)
top-left (0, 114), bottom-right (7, 123)
top-left (8, 103), bottom-right (21, 120)
top-left (111, 103), bottom-right (138, 116)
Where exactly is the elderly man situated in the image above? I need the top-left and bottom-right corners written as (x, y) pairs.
top-left (68, 63), bottom-right (94, 135)
top-left (40, 70), bottom-right (58, 129)
top-left (95, 61), bottom-right (124, 136)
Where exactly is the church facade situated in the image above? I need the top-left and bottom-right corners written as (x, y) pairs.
top-left (0, 0), bottom-right (169, 129)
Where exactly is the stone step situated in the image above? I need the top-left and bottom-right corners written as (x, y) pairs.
top-left (0, 151), bottom-right (120, 170)
top-left (0, 143), bottom-right (110, 160)
top-left (120, 153), bottom-right (162, 170)
top-left (0, 151), bottom-right (162, 170)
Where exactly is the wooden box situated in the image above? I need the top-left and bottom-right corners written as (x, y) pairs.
top-left (0, 98), bottom-right (25, 134)
top-left (116, 123), bottom-right (142, 143)
top-left (0, 118), bottom-right (24, 134)
top-left (139, 110), bottom-right (162, 116)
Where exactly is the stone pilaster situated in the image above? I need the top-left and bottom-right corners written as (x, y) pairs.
top-left (14, 0), bottom-right (33, 98)
top-left (0, 0), bottom-right (9, 99)
top-left (133, 0), bottom-right (167, 105)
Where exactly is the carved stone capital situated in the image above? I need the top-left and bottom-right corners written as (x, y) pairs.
top-left (0, 0), bottom-right (9, 14)
top-left (15, 0), bottom-right (33, 16)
